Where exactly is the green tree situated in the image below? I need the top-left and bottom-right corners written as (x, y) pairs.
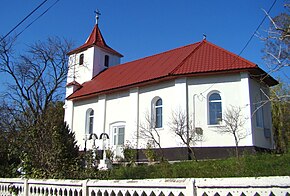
top-left (271, 82), bottom-right (290, 153)
top-left (21, 102), bottom-right (80, 179)
top-left (0, 104), bottom-right (22, 177)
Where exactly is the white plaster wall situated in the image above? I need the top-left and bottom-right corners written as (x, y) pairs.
top-left (92, 48), bottom-right (121, 78)
top-left (67, 47), bottom-right (95, 85)
top-left (67, 47), bottom-right (121, 87)
top-left (64, 85), bottom-right (75, 130)
top-left (70, 72), bottom-right (273, 152)
top-left (128, 88), bottom-right (139, 146)
top-left (63, 100), bottom-right (73, 130)
top-left (66, 55), bottom-right (77, 85)
top-left (138, 80), bottom-right (185, 149)
top-left (187, 73), bottom-right (253, 147)
top-left (248, 78), bottom-right (274, 149)
top-left (72, 97), bottom-right (99, 150)
top-left (105, 91), bottom-right (131, 146)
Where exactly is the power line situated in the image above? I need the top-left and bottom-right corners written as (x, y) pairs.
top-left (14, 0), bottom-right (61, 40)
top-left (0, 0), bottom-right (49, 42)
top-left (237, 0), bottom-right (277, 58)
top-left (199, 1), bottom-right (278, 97)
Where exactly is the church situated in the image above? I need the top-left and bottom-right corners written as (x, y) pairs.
top-left (64, 15), bottom-right (278, 161)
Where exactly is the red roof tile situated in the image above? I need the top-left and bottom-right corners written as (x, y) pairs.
top-left (67, 24), bottom-right (123, 57)
top-left (67, 40), bottom-right (277, 100)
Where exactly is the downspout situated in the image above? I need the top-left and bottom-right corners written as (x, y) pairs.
top-left (136, 88), bottom-right (140, 161)
top-left (185, 78), bottom-right (190, 160)
top-left (103, 96), bottom-right (107, 142)
top-left (71, 101), bottom-right (74, 134)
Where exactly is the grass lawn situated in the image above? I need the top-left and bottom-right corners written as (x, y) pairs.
top-left (98, 152), bottom-right (290, 180)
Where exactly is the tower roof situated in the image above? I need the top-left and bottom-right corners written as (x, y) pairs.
top-left (67, 24), bottom-right (123, 57)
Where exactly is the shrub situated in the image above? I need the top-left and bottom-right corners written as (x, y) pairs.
top-left (123, 142), bottom-right (137, 166)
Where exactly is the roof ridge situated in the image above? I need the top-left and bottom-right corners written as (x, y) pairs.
top-left (105, 42), bottom-right (200, 69)
top-left (169, 40), bottom-right (205, 75)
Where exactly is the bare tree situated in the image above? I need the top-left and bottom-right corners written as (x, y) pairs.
top-left (169, 109), bottom-right (203, 161)
top-left (253, 2), bottom-right (289, 114)
top-left (259, 3), bottom-right (289, 83)
top-left (216, 106), bottom-right (249, 158)
top-left (0, 36), bottom-right (73, 124)
top-left (258, 2), bottom-right (290, 154)
top-left (139, 112), bottom-right (164, 161)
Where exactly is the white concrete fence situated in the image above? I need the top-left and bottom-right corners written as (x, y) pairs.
top-left (0, 176), bottom-right (289, 196)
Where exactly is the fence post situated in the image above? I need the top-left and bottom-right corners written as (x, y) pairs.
top-left (192, 179), bottom-right (197, 196)
top-left (23, 179), bottom-right (28, 196)
top-left (184, 179), bottom-right (196, 196)
top-left (82, 180), bottom-right (89, 196)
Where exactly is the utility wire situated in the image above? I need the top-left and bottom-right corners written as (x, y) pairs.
top-left (0, 0), bottom-right (49, 42)
top-left (232, 0), bottom-right (277, 65)
top-left (199, 0), bottom-right (278, 96)
top-left (238, 0), bottom-right (277, 57)
top-left (14, 0), bottom-right (60, 40)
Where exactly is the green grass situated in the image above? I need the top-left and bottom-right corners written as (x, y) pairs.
top-left (102, 152), bottom-right (290, 179)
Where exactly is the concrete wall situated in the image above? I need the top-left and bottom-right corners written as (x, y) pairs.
top-left (1, 177), bottom-right (289, 196)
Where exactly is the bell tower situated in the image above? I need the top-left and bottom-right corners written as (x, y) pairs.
top-left (64, 11), bottom-right (123, 129)
top-left (66, 10), bottom-right (123, 88)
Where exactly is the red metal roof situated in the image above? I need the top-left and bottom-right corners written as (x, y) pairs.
top-left (67, 24), bottom-right (123, 57)
top-left (68, 40), bottom-right (277, 100)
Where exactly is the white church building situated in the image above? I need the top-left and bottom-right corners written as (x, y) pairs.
top-left (64, 16), bottom-right (278, 161)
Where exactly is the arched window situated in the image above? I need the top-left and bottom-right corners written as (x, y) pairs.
top-left (86, 109), bottom-right (94, 134)
top-left (154, 98), bottom-right (163, 128)
top-left (104, 55), bottom-right (109, 67)
top-left (208, 93), bottom-right (222, 125)
top-left (79, 54), bottom-right (84, 65)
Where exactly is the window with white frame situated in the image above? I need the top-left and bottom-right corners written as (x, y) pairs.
top-left (152, 97), bottom-right (163, 128)
top-left (208, 92), bottom-right (222, 125)
top-left (85, 109), bottom-right (94, 134)
top-left (113, 126), bottom-right (125, 146)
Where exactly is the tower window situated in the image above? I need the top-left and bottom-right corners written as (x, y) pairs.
top-left (79, 54), bottom-right (84, 65)
top-left (104, 55), bottom-right (109, 67)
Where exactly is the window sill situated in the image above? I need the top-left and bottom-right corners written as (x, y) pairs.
top-left (208, 124), bottom-right (224, 128)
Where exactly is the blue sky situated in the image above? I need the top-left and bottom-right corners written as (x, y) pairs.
top-left (0, 0), bottom-right (287, 89)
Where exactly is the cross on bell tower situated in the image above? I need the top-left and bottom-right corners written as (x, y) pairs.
top-left (94, 9), bottom-right (101, 25)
